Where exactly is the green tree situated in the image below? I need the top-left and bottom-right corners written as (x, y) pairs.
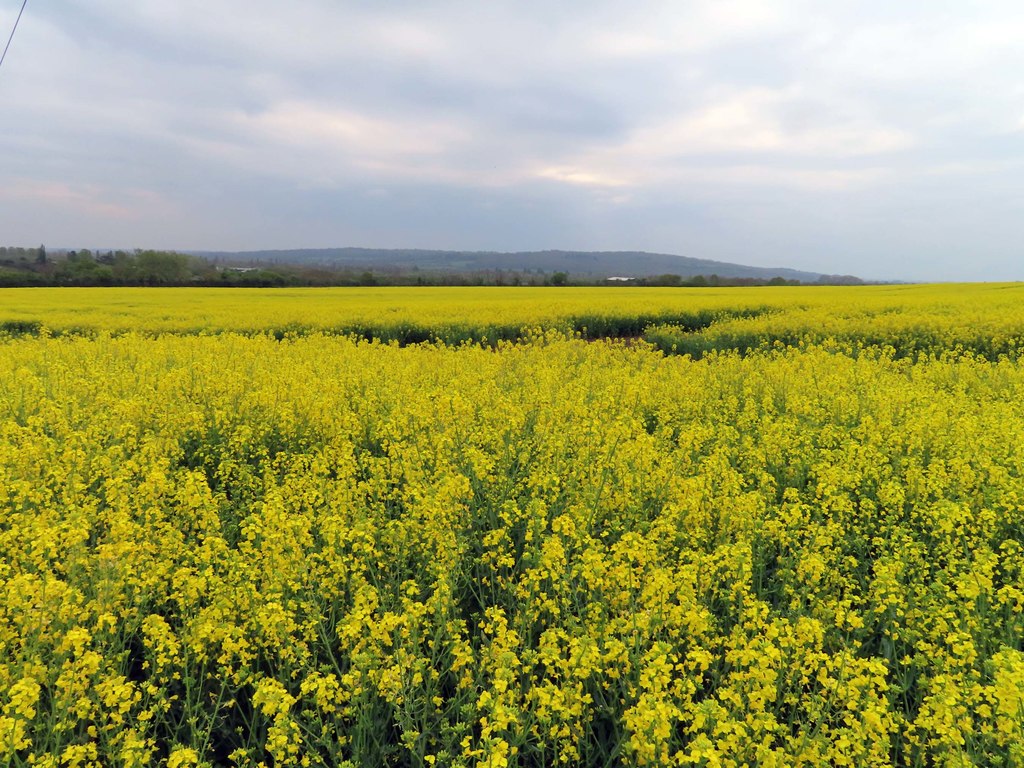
top-left (135, 250), bottom-right (192, 285)
top-left (653, 273), bottom-right (682, 286)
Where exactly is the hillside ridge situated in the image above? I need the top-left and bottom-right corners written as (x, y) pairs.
top-left (191, 247), bottom-right (850, 282)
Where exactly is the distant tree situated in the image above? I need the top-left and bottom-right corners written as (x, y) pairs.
top-left (135, 250), bottom-right (192, 285)
top-left (816, 274), bottom-right (863, 286)
top-left (36, 245), bottom-right (47, 265)
top-left (551, 271), bottom-right (569, 286)
top-left (653, 273), bottom-right (682, 286)
top-left (0, 268), bottom-right (45, 286)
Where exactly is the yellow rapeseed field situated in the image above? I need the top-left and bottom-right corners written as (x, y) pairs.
top-left (3, 283), bottom-right (1023, 348)
top-left (1, 285), bottom-right (1023, 766)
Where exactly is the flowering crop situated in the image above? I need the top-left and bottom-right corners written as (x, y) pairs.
top-left (0, 286), bottom-right (776, 341)
top-left (1, 286), bottom-right (1023, 766)
top-left (643, 284), bottom-right (1024, 360)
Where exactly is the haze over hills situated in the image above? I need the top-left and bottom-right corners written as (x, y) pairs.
top-left (192, 248), bottom-right (855, 283)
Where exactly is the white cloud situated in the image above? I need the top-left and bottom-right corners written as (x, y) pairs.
top-left (529, 86), bottom-right (909, 192)
top-left (0, 180), bottom-right (171, 220)
top-left (633, 89), bottom-right (913, 158)
top-left (536, 166), bottom-right (632, 188)
top-left (583, 0), bottom-right (802, 57)
top-left (238, 102), bottom-right (468, 160)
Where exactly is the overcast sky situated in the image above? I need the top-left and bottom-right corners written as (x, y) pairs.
top-left (2, 1), bottom-right (1023, 280)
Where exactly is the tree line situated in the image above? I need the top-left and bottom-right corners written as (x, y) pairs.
top-left (0, 246), bottom-right (862, 287)
top-left (0, 247), bottom-right (291, 287)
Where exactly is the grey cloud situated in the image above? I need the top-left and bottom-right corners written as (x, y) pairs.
top-left (3, 0), bottom-right (1024, 279)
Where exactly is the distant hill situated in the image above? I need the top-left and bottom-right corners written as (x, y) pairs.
top-left (191, 248), bottom-right (841, 283)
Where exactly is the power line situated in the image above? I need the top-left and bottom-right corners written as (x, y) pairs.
top-left (0, 0), bottom-right (29, 74)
